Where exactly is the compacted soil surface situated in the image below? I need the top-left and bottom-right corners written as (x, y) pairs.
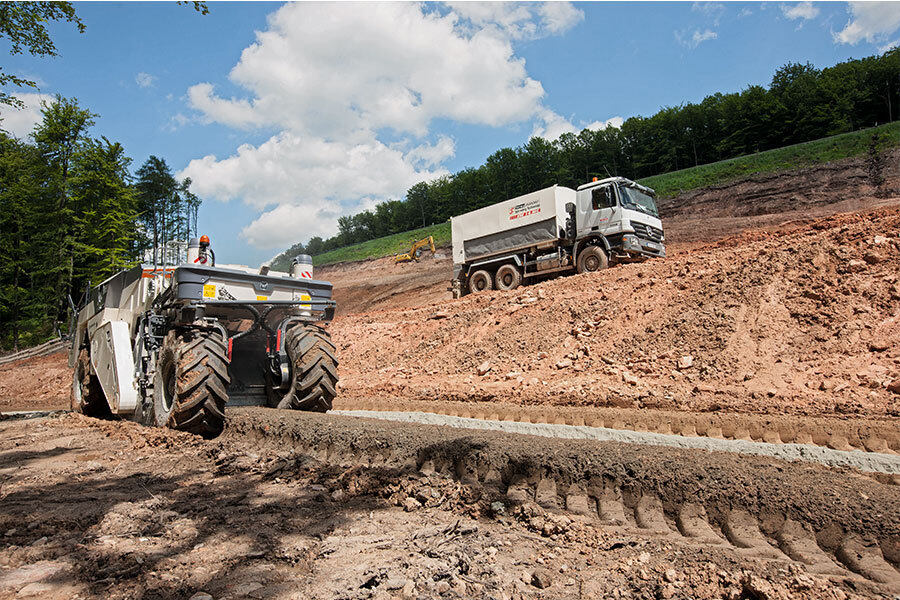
top-left (0, 411), bottom-right (898, 600)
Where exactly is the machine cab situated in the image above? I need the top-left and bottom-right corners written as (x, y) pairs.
top-left (575, 177), bottom-right (665, 258)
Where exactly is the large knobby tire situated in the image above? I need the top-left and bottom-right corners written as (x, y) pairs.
top-left (495, 264), bottom-right (522, 291)
top-left (577, 246), bottom-right (609, 274)
top-left (469, 269), bottom-right (493, 293)
top-left (71, 348), bottom-right (111, 418)
top-left (153, 330), bottom-right (230, 438)
top-left (275, 324), bottom-right (338, 412)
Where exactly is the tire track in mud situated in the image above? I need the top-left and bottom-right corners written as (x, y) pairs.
top-left (226, 407), bottom-right (900, 593)
top-left (333, 409), bottom-right (900, 475)
top-left (336, 398), bottom-right (900, 454)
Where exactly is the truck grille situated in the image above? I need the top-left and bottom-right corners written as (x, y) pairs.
top-left (631, 222), bottom-right (663, 243)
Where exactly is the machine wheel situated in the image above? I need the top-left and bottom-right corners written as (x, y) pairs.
top-left (71, 348), bottom-right (111, 417)
top-left (276, 324), bottom-right (338, 412)
top-left (577, 246), bottom-right (609, 274)
top-left (469, 269), bottom-right (493, 293)
top-left (153, 329), bottom-right (230, 438)
top-left (495, 264), bottom-right (522, 291)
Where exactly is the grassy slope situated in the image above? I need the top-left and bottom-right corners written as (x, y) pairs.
top-left (312, 123), bottom-right (900, 266)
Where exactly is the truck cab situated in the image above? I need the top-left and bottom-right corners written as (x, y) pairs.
top-left (574, 177), bottom-right (665, 261)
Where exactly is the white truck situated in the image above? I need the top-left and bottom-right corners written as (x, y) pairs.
top-left (450, 176), bottom-right (664, 296)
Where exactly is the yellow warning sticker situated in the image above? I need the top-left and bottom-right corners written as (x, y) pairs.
top-left (256, 295), bottom-right (269, 301)
top-left (300, 293), bottom-right (311, 309)
top-left (202, 284), bottom-right (217, 298)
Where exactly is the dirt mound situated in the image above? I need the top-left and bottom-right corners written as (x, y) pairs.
top-left (332, 207), bottom-right (900, 419)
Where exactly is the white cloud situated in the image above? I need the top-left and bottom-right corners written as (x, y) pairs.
top-left (135, 72), bottom-right (156, 88)
top-left (834, 1), bottom-right (900, 45)
top-left (781, 2), bottom-right (820, 21)
top-left (532, 112), bottom-right (625, 141)
top-left (586, 116), bottom-right (625, 131)
top-left (446, 1), bottom-right (584, 40)
top-left (0, 93), bottom-right (53, 138)
top-left (531, 109), bottom-right (576, 140)
top-left (879, 38), bottom-right (900, 53)
top-left (182, 132), bottom-right (452, 248)
top-left (676, 28), bottom-right (719, 48)
top-left (181, 2), bottom-right (585, 248)
top-left (738, 7), bottom-right (753, 18)
top-left (692, 2), bottom-right (725, 26)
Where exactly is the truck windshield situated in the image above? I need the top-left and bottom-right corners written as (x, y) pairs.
top-left (618, 185), bottom-right (659, 217)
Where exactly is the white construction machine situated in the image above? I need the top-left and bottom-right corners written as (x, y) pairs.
top-left (69, 237), bottom-right (337, 437)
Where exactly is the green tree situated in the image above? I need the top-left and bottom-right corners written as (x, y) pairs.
top-left (70, 137), bottom-right (139, 287)
top-left (0, 2), bottom-right (85, 108)
top-left (31, 95), bottom-right (96, 312)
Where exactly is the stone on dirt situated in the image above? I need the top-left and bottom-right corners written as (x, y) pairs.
top-left (678, 355), bottom-right (694, 369)
top-left (477, 361), bottom-right (492, 376)
top-left (556, 359), bottom-right (572, 369)
top-left (189, 593), bottom-right (213, 600)
top-left (531, 567), bottom-right (553, 589)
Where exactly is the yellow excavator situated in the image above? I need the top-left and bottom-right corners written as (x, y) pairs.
top-left (394, 236), bottom-right (436, 263)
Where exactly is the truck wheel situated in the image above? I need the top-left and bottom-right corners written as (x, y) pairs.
top-left (495, 264), bottom-right (521, 291)
top-left (469, 269), bottom-right (493, 293)
top-left (577, 246), bottom-right (609, 274)
top-left (277, 324), bottom-right (338, 412)
top-left (153, 330), bottom-right (230, 438)
top-left (71, 348), bottom-right (111, 418)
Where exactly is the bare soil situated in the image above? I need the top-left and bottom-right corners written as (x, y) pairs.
top-left (0, 413), bottom-right (897, 600)
top-left (1, 154), bottom-right (899, 599)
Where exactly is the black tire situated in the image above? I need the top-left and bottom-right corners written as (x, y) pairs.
top-left (153, 329), bottom-right (229, 438)
top-left (275, 324), bottom-right (338, 412)
top-left (469, 269), bottom-right (493, 293)
top-left (495, 264), bottom-right (522, 291)
top-left (577, 245), bottom-right (609, 274)
top-left (71, 348), bottom-right (111, 418)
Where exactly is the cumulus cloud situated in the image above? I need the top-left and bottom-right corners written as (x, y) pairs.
top-left (135, 72), bottom-right (156, 88)
top-left (834, 1), bottom-right (900, 45)
top-left (0, 93), bottom-right (53, 138)
top-left (180, 2), bottom-right (585, 249)
top-left (781, 2), bottom-right (820, 21)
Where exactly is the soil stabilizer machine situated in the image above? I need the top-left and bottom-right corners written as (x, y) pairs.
top-left (69, 238), bottom-right (337, 438)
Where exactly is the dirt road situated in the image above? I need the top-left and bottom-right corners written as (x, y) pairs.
top-left (1, 412), bottom-right (898, 600)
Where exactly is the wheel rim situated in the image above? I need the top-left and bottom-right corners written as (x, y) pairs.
top-left (162, 362), bottom-right (176, 413)
top-left (501, 273), bottom-right (513, 286)
top-left (473, 276), bottom-right (485, 291)
top-left (585, 255), bottom-right (599, 271)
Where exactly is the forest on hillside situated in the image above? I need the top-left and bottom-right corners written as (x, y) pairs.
top-left (0, 96), bottom-right (200, 351)
top-left (272, 49), bottom-right (900, 269)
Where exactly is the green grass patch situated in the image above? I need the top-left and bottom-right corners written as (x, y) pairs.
top-left (638, 122), bottom-right (900, 198)
top-left (313, 123), bottom-right (898, 266)
top-left (313, 221), bottom-right (451, 266)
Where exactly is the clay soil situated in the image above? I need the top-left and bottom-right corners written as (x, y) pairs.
top-left (1, 412), bottom-right (897, 600)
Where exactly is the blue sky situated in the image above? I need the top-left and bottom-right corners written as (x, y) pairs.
top-left (2, 1), bottom-right (899, 267)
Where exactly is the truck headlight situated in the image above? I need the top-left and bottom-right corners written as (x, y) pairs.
top-left (623, 234), bottom-right (640, 250)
